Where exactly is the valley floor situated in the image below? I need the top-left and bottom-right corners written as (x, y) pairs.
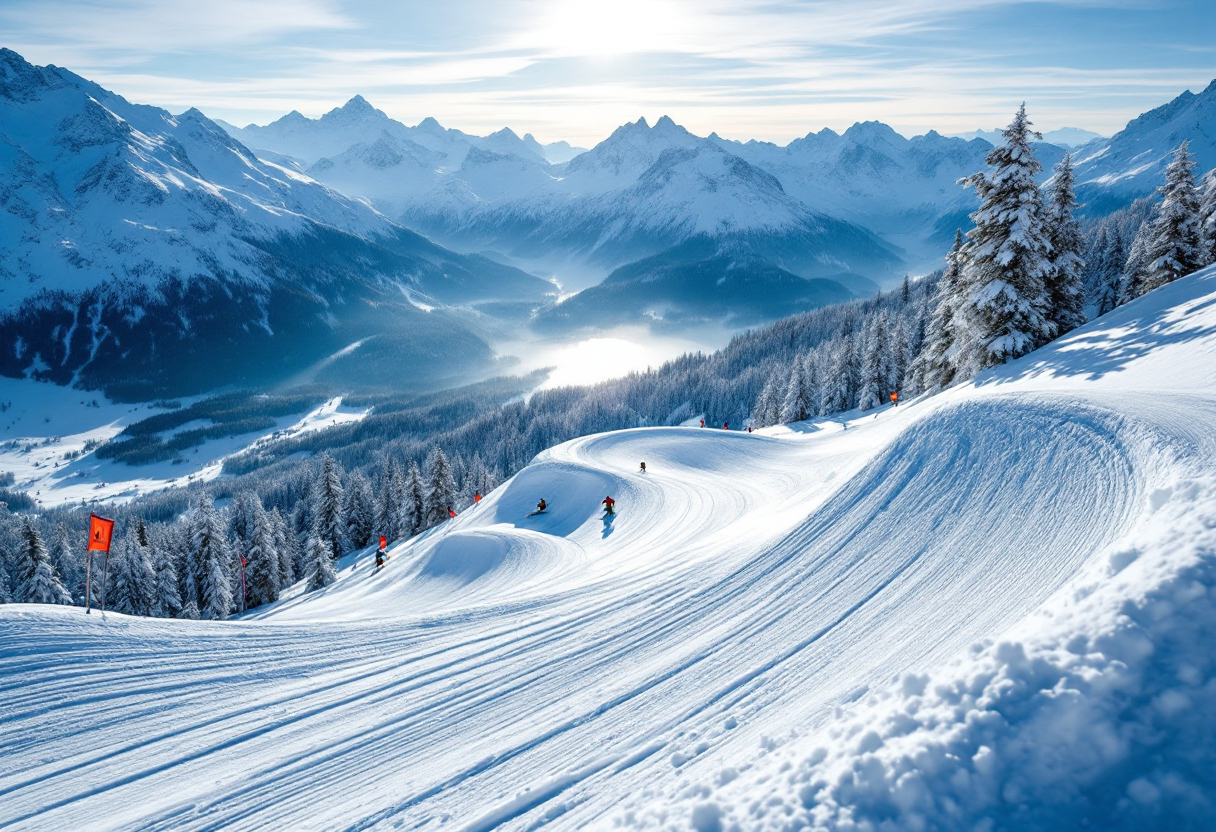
top-left (4, 270), bottom-right (1216, 831)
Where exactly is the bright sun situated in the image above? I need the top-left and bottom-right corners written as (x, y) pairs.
top-left (539, 0), bottom-right (686, 57)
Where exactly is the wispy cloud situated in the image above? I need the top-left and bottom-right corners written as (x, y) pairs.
top-left (0, 0), bottom-right (352, 52)
top-left (3, 0), bottom-right (1211, 144)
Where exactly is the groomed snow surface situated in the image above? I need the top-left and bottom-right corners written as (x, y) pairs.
top-left (5, 268), bottom-right (1216, 831)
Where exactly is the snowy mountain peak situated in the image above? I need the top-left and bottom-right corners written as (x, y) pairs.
top-left (842, 120), bottom-right (904, 146)
top-left (415, 116), bottom-right (448, 134)
top-left (322, 94), bottom-right (387, 124)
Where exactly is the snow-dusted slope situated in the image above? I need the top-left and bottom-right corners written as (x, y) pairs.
top-left (5, 264), bottom-right (1216, 829)
top-left (1074, 79), bottom-right (1216, 212)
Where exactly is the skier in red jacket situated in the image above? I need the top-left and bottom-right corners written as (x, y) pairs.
top-left (602, 496), bottom-right (615, 516)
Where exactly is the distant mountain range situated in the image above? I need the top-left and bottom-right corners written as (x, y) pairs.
top-left (0, 49), bottom-right (552, 400)
top-left (3, 44), bottom-right (1215, 399)
top-left (221, 79), bottom-right (1216, 307)
top-left (954, 127), bottom-right (1105, 147)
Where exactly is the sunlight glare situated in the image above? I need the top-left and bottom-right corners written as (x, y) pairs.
top-left (538, 0), bottom-right (687, 57)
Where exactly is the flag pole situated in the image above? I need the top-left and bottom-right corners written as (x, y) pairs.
top-left (84, 550), bottom-right (93, 614)
top-left (100, 552), bottom-right (110, 612)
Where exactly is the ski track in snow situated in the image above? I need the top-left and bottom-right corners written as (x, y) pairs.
top-left (4, 270), bottom-right (1216, 830)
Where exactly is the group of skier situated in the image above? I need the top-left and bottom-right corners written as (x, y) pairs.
top-left (532, 495), bottom-right (615, 516)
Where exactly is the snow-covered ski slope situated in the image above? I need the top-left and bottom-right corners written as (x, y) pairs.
top-left (5, 268), bottom-right (1216, 831)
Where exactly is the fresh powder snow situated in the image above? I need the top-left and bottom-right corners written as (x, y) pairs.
top-left (3, 266), bottom-right (1216, 830)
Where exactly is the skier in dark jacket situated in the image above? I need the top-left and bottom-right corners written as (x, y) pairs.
top-left (536, 498), bottom-right (547, 513)
top-left (602, 496), bottom-right (615, 515)
top-left (639, 461), bottom-right (646, 473)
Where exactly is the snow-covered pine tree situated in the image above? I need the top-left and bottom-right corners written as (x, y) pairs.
top-left (753, 374), bottom-right (782, 428)
top-left (802, 351), bottom-right (821, 418)
top-left (857, 317), bottom-right (885, 411)
top-left (1094, 230), bottom-right (1125, 316)
top-left (1120, 220), bottom-right (1152, 303)
top-left (424, 448), bottom-right (457, 529)
top-left (1043, 153), bottom-right (1087, 337)
top-left (229, 491), bottom-right (260, 551)
top-left (822, 340), bottom-right (853, 415)
top-left (150, 545), bottom-right (182, 619)
top-left (179, 599), bottom-right (200, 620)
top-left (50, 522), bottom-right (81, 604)
top-left (953, 104), bottom-right (1053, 375)
top-left (343, 470), bottom-right (374, 550)
top-left (1200, 167), bottom-right (1216, 267)
top-left (18, 518), bottom-right (71, 605)
top-left (779, 359), bottom-right (811, 423)
top-left (305, 535), bottom-right (336, 591)
top-left (404, 460), bottom-right (426, 535)
top-left (245, 497), bottom-right (280, 608)
top-left (269, 507), bottom-right (295, 590)
top-left (0, 561), bottom-right (10, 603)
top-left (191, 493), bottom-right (233, 620)
top-left (887, 315), bottom-right (911, 398)
top-left (374, 461), bottom-right (403, 542)
top-left (110, 529), bottom-right (154, 616)
top-left (1142, 141), bottom-right (1202, 294)
top-left (312, 453), bottom-right (346, 561)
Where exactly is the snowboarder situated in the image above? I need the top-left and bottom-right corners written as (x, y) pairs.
top-left (474, 491), bottom-right (482, 504)
top-left (722, 421), bottom-right (729, 430)
top-left (602, 496), bottom-right (615, 516)
top-left (639, 461), bottom-right (646, 474)
top-left (890, 391), bottom-right (899, 406)
top-left (375, 548), bottom-right (388, 570)
top-left (746, 426), bottom-right (753, 433)
top-left (447, 506), bottom-right (456, 519)
top-left (536, 498), bottom-right (547, 513)
top-left (699, 418), bottom-right (704, 428)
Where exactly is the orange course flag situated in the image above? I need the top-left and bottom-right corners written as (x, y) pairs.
top-left (88, 514), bottom-right (115, 552)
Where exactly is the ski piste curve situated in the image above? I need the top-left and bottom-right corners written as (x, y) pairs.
top-left (4, 267), bottom-right (1216, 830)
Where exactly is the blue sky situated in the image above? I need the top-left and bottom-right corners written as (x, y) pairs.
top-left (3, 0), bottom-right (1214, 145)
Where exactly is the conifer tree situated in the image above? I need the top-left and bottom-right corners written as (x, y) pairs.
top-left (0, 561), bottom-right (10, 604)
top-left (312, 453), bottom-right (346, 561)
top-left (191, 494), bottom-right (233, 620)
top-left (780, 359), bottom-right (811, 423)
top-left (752, 375), bottom-right (781, 428)
top-left (179, 600), bottom-right (200, 620)
top-left (1043, 153), bottom-right (1087, 336)
top-left (50, 522), bottom-right (80, 604)
top-left (151, 546), bottom-right (182, 619)
top-left (245, 497), bottom-right (280, 607)
top-left (343, 471), bottom-right (374, 550)
top-left (424, 448), bottom-right (457, 529)
top-left (857, 317), bottom-right (886, 411)
top-left (822, 340), bottom-right (853, 415)
top-left (18, 519), bottom-right (71, 605)
top-left (953, 105), bottom-right (1053, 375)
top-left (1199, 168), bottom-right (1216, 267)
top-left (305, 535), bottom-right (336, 591)
top-left (1121, 220), bottom-right (1152, 303)
top-left (269, 507), bottom-right (295, 590)
top-left (1094, 230), bottom-right (1125, 316)
top-left (1142, 141), bottom-right (1202, 293)
top-left (404, 461), bottom-right (426, 535)
top-left (375, 461), bottom-right (403, 542)
top-left (802, 352), bottom-right (821, 417)
top-left (110, 530), bottom-right (154, 616)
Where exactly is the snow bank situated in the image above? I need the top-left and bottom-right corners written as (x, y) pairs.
top-left (612, 476), bottom-right (1216, 832)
